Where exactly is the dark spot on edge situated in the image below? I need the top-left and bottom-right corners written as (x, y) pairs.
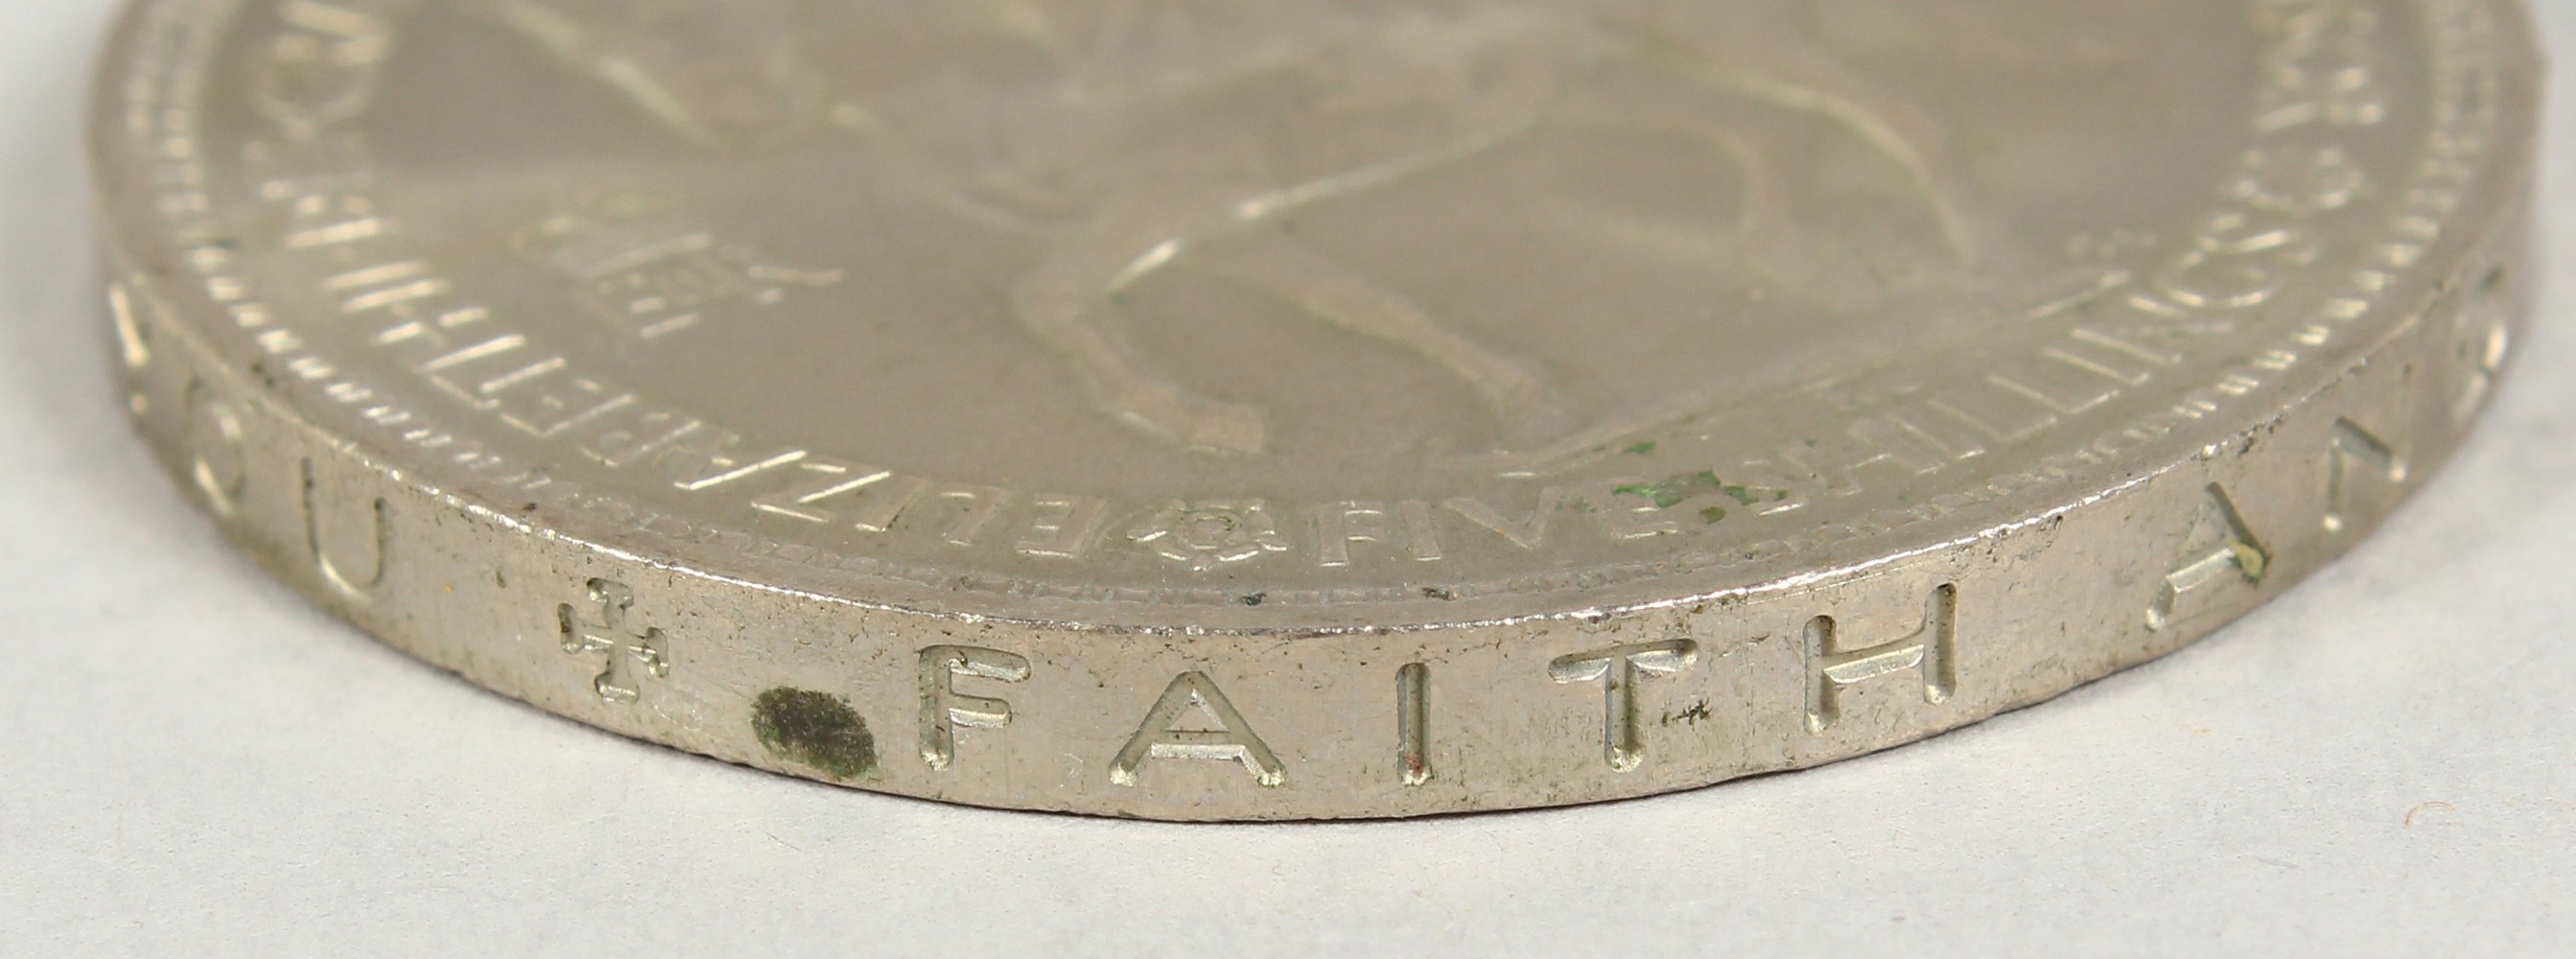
top-left (752, 688), bottom-right (877, 781)
top-left (1240, 593), bottom-right (1266, 607)
top-left (1420, 586), bottom-right (1457, 600)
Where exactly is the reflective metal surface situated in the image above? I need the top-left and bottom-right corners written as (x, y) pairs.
top-left (93, 0), bottom-right (2541, 818)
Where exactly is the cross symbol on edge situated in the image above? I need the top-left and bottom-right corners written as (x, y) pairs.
top-left (556, 578), bottom-right (671, 704)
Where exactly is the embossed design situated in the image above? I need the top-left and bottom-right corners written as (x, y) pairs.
top-left (466, 0), bottom-right (822, 145)
top-left (250, 0), bottom-right (399, 137)
top-left (2232, 145), bottom-right (2365, 216)
top-left (107, 283), bottom-right (152, 415)
top-left (1805, 584), bottom-right (1957, 734)
top-left (1315, 502), bottom-right (1448, 567)
top-left (515, 191), bottom-right (844, 339)
top-left (485, 0), bottom-right (1986, 456)
top-left (2254, 1), bottom-right (2391, 132)
top-left (1017, 496), bottom-right (1112, 559)
top-left (2147, 485), bottom-right (2270, 632)
top-left (2146, 211), bottom-right (2324, 313)
top-left (555, 578), bottom-right (671, 704)
top-left (1315, 502), bottom-right (1390, 569)
top-left (1397, 663), bottom-right (1432, 786)
top-left (1445, 491), bottom-right (1569, 550)
top-left (182, 379), bottom-right (247, 517)
top-left (996, 1), bottom-right (1987, 456)
top-left (919, 644), bottom-right (1031, 771)
top-left (746, 456), bottom-right (895, 524)
top-left (927, 484), bottom-right (1012, 547)
top-left (2451, 268), bottom-right (2515, 425)
top-left (102, 0), bottom-right (2532, 819)
top-left (302, 457), bottom-right (389, 603)
top-left (2326, 417), bottom-right (2407, 533)
top-left (1129, 500), bottom-right (1292, 572)
top-left (1111, 672), bottom-right (1287, 788)
top-left (1550, 640), bottom-right (1698, 772)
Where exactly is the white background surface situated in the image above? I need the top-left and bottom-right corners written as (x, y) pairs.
top-left (6, 2), bottom-right (2576, 956)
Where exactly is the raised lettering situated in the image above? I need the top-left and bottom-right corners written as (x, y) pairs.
top-left (251, 0), bottom-right (395, 137)
top-left (184, 379), bottom-right (247, 517)
top-left (303, 457), bottom-right (388, 603)
top-left (1444, 490), bottom-right (1566, 550)
top-left (919, 645), bottom-right (1031, 771)
top-left (1585, 481), bottom-right (1680, 540)
top-left (2326, 417), bottom-right (2406, 532)
top-left (748, 456), bottom-right (894, 525)
top-left (1017, 496), bottom-right (1111, 559)
top-left (2147, 484), bottom-right (2270, 632)
top-left (1550, 640), bottom-right (1699, 772)
top-left (108, 284), bottom-right (152, 415)
top-left (1806, 583), bottom-right (1957, 734)
top-left (930, 484), bottom-right (1011, 546)
top-left (1399, 501), bottom-right (1444, 562)
top-left (1315, 502), bottom-right (1391, 568)
top-left (1110, 672), bottom-right (1285, 788)
top-left (673, 446), bottom-right (808, 492)
top-left (1397, 663), bottom-right (1431, 786)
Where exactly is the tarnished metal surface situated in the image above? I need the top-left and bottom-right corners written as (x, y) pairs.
top-left (92, 0), bottom-right (2541, 819)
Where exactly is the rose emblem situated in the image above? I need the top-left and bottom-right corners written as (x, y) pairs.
top-left (1130, 500), bottom-right (1292, 572)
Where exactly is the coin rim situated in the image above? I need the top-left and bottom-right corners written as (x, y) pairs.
top-left (87, 0), bottom-right (2542, 636)
top-left (86, 0), bottom-right (2547, 819)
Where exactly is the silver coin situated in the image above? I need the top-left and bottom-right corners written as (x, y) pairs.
top-left (92, 0), bottom-right (2541, 819)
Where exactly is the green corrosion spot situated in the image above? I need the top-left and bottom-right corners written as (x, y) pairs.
top-left (1624, 441), bottom-right (1658, 456)
top-left (1699, 505), bottom-right (1728, 525)
top-left (1613, 471), bottom-right (1787, 511)
top-left (752, 688), bottom-right (877, 781)
top-left (2231, 542), bottom-right (2269, 581)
